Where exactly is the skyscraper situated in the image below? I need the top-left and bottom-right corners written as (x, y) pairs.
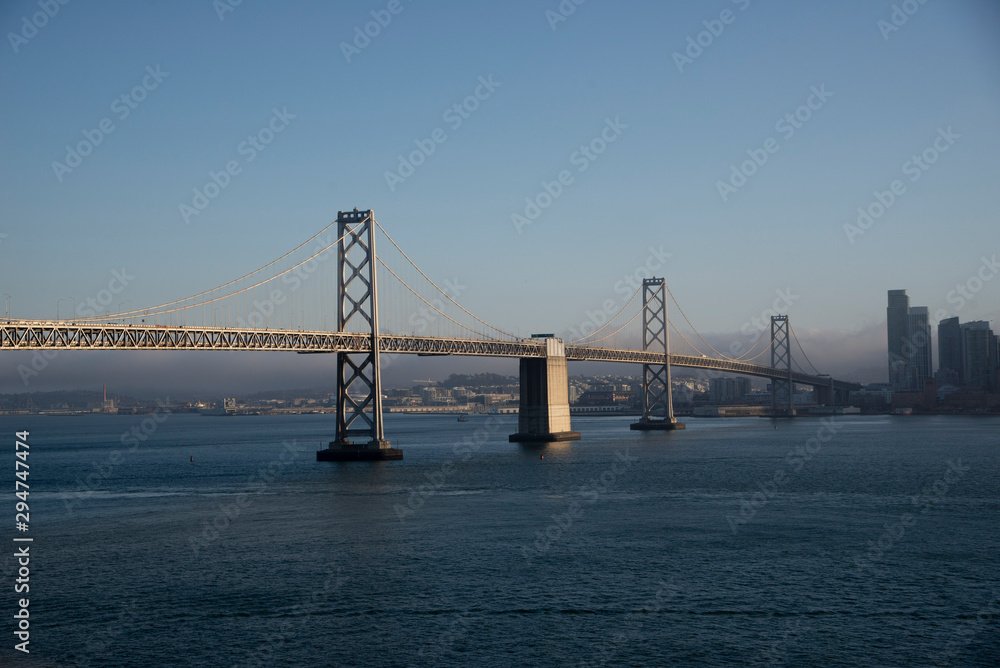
top-left (887, 290), bottom-right (910, 391)
top-left (908, 307), bottom-right (932, 389)
top-left (962, 321), bottom-right (994, 390)
top-left (709, 377), bottom-right (750, 404)
top-left (886, 290), bottom-right (935, 391)
top-left (937, 316), bottom-right (963, 385)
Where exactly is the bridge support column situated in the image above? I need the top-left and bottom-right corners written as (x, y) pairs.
top-left (769, 315), bottom-right (795, 417)
top-left (509, 338), bottom-right (581, 443)
top-left (318, 209), bottom-right (402, 462)
top-left (631, 278), bottom-right (684, 431)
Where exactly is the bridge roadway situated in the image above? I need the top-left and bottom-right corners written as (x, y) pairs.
top-left (0, 321), bottom-right (861, 391)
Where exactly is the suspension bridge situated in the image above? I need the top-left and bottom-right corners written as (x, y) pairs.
top-left (0, 209), bottom-right (860, 460)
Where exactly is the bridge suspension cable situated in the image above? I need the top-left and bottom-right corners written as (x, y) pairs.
top-left (72, 224), bottom-right (356, 324)
top-left (733, 327), bottom-right (769, 362)
top-left (568, 286), bottom-right (642, 344)
top-left (789, 324), bottom-right (822, 375)
top-left (664, 284), bottom-right (748, 361)
top-left (375, 255), bottom-right (503, 340)
top-left (72, 219), bottom-right (348, 322)
top-left (735, 345), bottom-right (769, 363)
top-left (669, 320), bottom-right (707, 356)
top-left (572, 289), bottom-right (654, 346)
top-left (663, 284), bottom-right (788, 364)
top-left (373, 218), bottom-right (518, 341)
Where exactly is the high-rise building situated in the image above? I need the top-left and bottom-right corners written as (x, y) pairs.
top-left (962, 321), bottom-right (995, 390)
top-left (886, 290), bottom-right (934, 391)
top-left (887, 290), bottom-right (911, 391)
top-left (993, 332), bottom-right (1000, 392)
top-left (937, 316), bottom-right (963, 385)
top-left (709, 377), bottom-right (750, 404)
top-left (908, 307), bottom-right (932, 389)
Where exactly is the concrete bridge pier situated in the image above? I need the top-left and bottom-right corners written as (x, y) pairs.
top-left (509, 338), bottom-right (581, 443)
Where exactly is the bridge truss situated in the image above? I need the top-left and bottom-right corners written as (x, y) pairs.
top-left (0, 320), bottom-right (860, 392)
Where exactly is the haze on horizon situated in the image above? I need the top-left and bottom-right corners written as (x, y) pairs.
top-left (1, 0), bottom-right (998, 397)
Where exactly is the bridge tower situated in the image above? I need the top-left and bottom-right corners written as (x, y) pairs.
top-left (317, 209), bottom-right (402, 461)
top-left (769, 315), bottom-right (795, 417)
top-left (630, 278), bottom-right (684, 431)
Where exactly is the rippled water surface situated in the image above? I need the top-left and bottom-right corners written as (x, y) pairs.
top-left (2, 413), bottom-right (998, 666)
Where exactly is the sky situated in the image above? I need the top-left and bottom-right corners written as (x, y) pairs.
top-left (1, 0), bottom-right (998, 396)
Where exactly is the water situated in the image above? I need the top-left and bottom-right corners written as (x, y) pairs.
top-left (2, 413), bottom-right (998, 667)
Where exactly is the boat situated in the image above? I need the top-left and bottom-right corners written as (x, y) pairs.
top-left (891, 407), bottom-right (913, 416)
top-left (457, 413), bottom-right (468, 422)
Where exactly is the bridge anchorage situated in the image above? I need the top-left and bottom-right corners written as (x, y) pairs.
top-left (631, 278), bottom-right (684, 431)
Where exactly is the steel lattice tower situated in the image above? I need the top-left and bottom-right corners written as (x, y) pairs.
top-left (319, 209), bottom-right (401, 460)
top-left (770, 315), bottom-right (794, 416)
top-left (631, 278), bottom-right (684, 431)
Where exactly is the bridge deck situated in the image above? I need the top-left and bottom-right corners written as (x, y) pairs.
top-left (0, 321), bottom-right (860, 390)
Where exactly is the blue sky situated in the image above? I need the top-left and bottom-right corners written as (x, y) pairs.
top-left (1, 0), bottom-right (998, 393)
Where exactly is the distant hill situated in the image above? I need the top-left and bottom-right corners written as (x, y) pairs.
top-left (0, 389), bottom-right (140, 411)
